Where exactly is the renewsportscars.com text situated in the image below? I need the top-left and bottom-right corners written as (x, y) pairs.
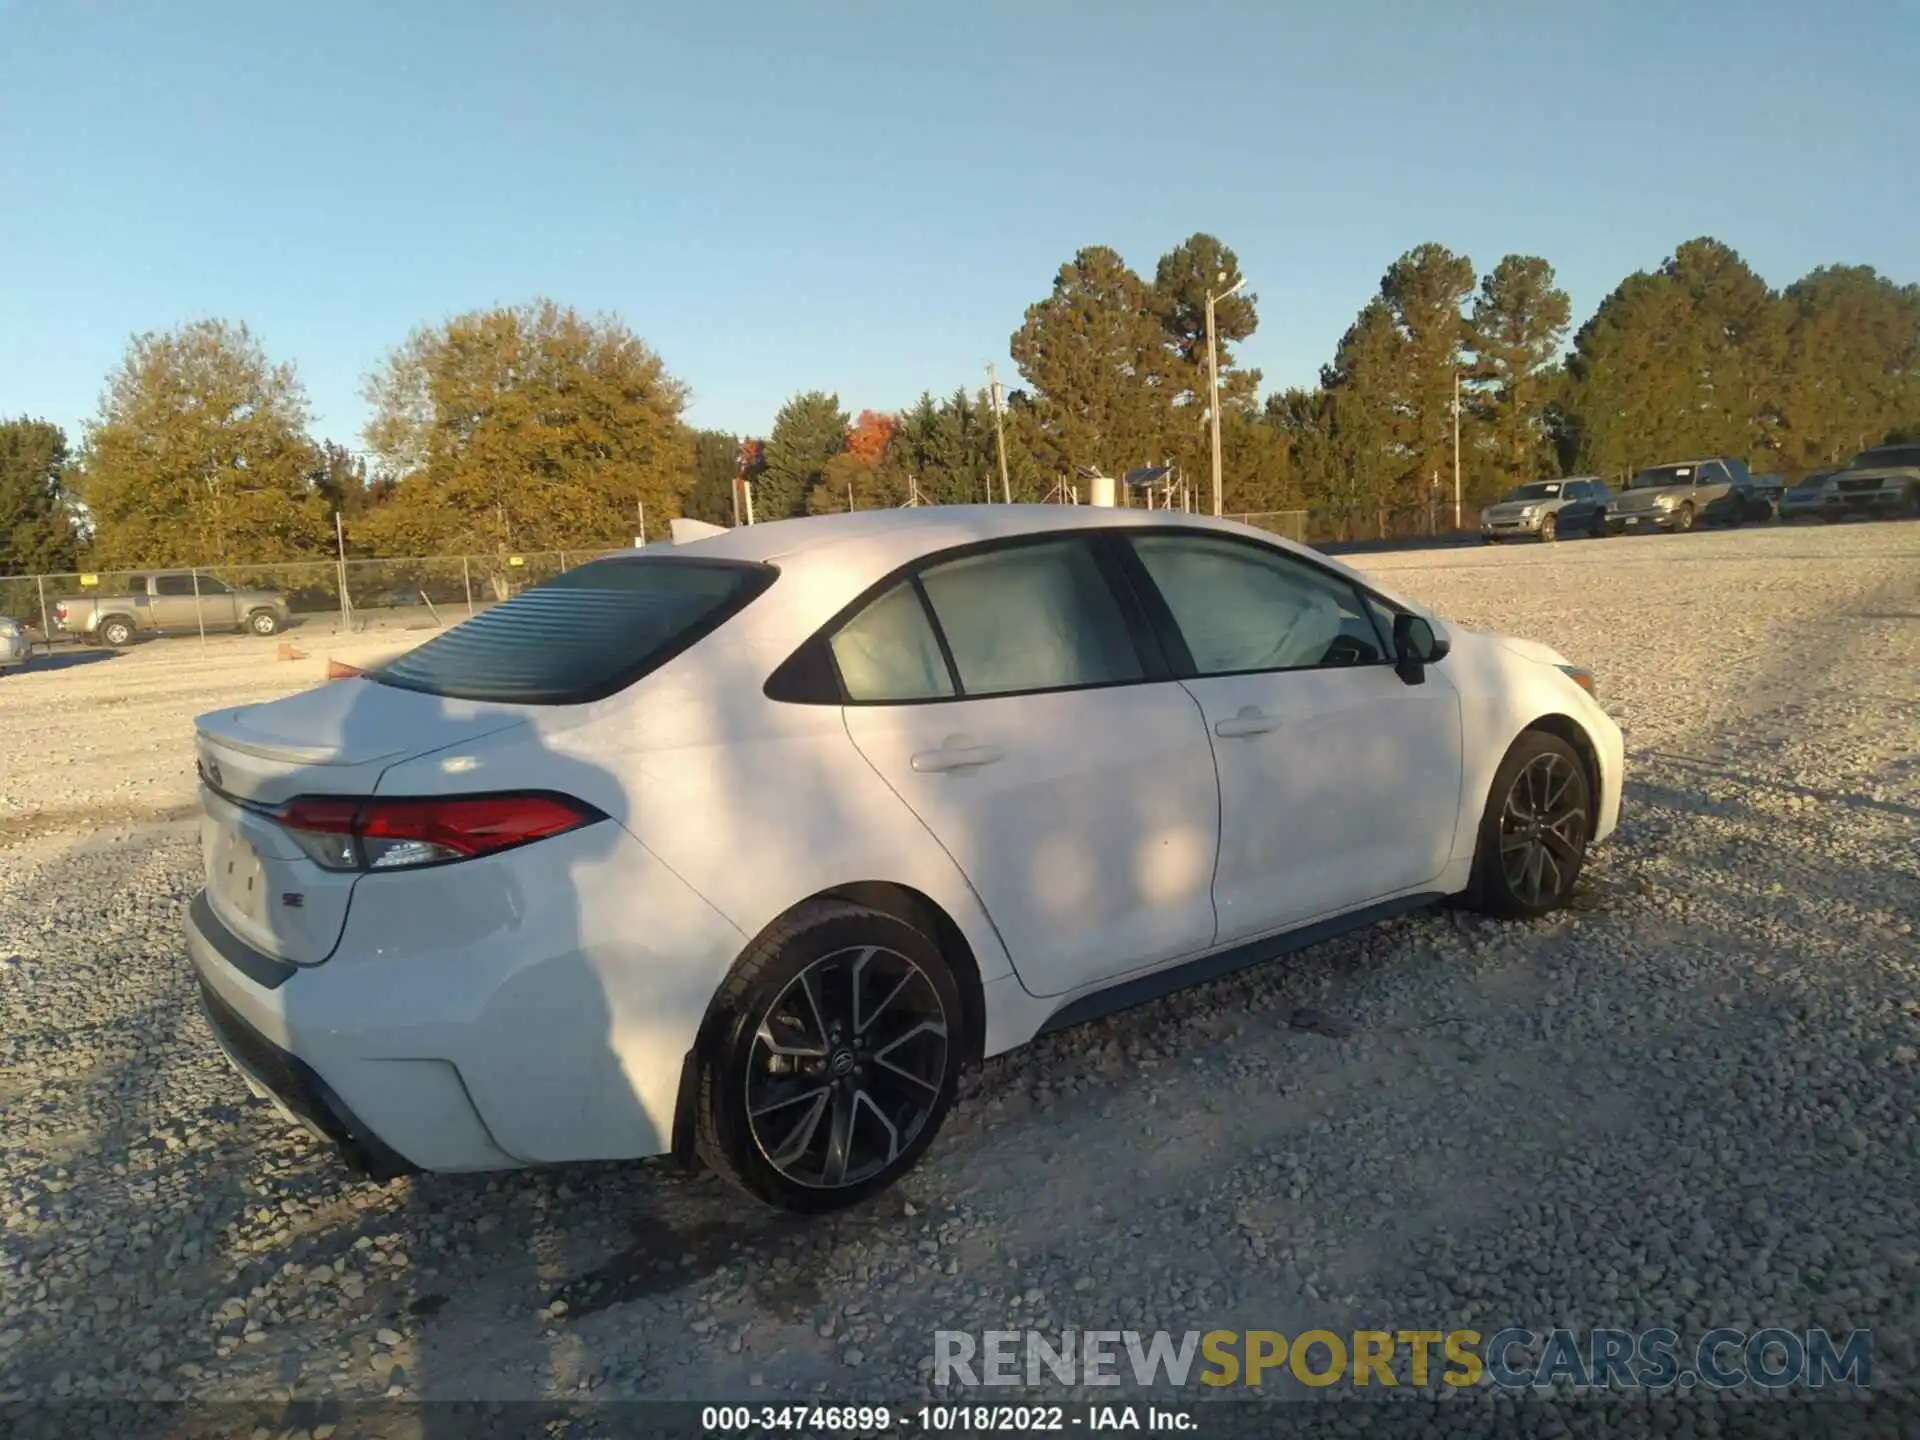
top-left (933, 1327), bottom-right (1873, 1391)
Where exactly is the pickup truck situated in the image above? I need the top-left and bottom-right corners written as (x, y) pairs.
top-left (54, 572), bottom-right (290, 647)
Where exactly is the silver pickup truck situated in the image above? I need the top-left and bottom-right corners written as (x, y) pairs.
top-left (54, 571), bottom-right (290, 647)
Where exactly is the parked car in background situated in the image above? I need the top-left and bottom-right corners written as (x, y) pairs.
top-left (1604, 458), bottom-right (1747, 534)
top-left (0, 615), bottom-right (31, 673)
top-left (1747, 474), bottom-right (1787, 515)
top-left (1780, 471), bottom-right (1842, 522)
top-left (1703, 474), bottom-right (1777, 526)
top-left (1829, 444), bottom-right (1920, 518)
top-left (54, 572), bottom-right (289, 646)
top-left (1479, 477), bottom-right (1612, 542)
top-left (184, 506), bottom-right (1623, 1211)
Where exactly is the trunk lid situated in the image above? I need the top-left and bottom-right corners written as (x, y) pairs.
top-left (194, 677), bottom-right (531, 964)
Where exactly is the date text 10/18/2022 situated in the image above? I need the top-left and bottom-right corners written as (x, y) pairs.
top-left (702, 1405), bottom-right (1190, 1432)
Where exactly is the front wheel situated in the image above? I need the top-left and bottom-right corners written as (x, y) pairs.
top-left (1469, 731), bottom-right (1592, 920)
top-left (1538, 514), bottom-right (1557, 543)
top-left (695, 901), bottom-right (964, 1212)
top-left (248, 609), bottom-right (282, 636)
top-left (1672, 503), bottom-right (1695, 533)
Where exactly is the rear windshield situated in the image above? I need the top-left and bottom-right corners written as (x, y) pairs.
top-left (371, 557), bottom-right (773, 704)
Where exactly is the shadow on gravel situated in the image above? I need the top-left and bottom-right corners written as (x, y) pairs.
top-left (19, 646), bottom-right (120, 672)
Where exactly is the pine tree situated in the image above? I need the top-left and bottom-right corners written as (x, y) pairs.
top-left (1380, 244), bottom-right (1476, 513)
top-left (1469, 256), bottom-right (1572, 488)
top-left (1010, 246), bottom-right (1178, 480)
top-left (757, 391), bottom-right (848, 520)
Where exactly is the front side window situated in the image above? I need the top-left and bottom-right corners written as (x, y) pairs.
top-left (917, 539), bottom-right (1142, 697)
top-left (830, 582), bottom-right (954, 702)
top-left (1129, 535), bottom-right (1389, 675)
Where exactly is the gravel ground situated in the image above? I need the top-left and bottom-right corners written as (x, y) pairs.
top-left (2, 521), bottom-right (1916, 1436)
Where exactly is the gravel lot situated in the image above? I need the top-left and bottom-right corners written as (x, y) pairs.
top-left (2, 522), bottom-right (1916, 1434)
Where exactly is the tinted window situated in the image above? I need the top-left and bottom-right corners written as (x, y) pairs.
top-left (199, 577), bottom-right (232, 595)
top-left (372, 557), bottom-right (769, 704)
top-left (918, 539), bottom-right (1141, 697)
top-left (830, 582), bottom-right (954, 702)
top-left (1562, 482), bottom-right (1588, 500)
top-left (153, 573), bottom-right (196, 596)
top-left (1130, 535), bottom-right (1389, 675)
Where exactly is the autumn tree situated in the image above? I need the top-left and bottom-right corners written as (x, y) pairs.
top-left (361, 300), bottom-right (692, 552)
top-left (1011, 246), bottom-right (1178, 479)
top-left (756, 391), bottom-right (847, 520)
top-left (0, 419), bottom-right (82, 574)
top-left (1469, 255), bottom-right (1572, 488)
top-left (808, 410), bottom-right (906, 514)
top-left (78, 320), bottom-right (328, 566)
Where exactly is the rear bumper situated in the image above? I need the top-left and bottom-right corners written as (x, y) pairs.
top-left (183, 819), bottom-right (747, 1177)
top-left (196, 975), bottom-right (419, 1181)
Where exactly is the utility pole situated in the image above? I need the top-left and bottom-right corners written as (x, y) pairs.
top-left (1205, 275), bottom-right (1246, 516)
top-left (988, 363), bottom-right (1012, 504)
top-left (1452, 369), bottom-right (1462, 532)
top-left (636, 499), bottom-right (646, 544)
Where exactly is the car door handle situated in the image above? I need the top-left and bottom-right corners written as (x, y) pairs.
top-left (910, 742), bottom-right (1006, 773)
top-left (1213, 707), bottom-right (1280, 738)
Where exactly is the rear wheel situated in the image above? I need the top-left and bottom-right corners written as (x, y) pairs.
top-left (1469, 731), bottom-right (1592, 920)
top-left (248, 609), bottom-right (282, 636)
top-left (99, 618), bottom-right (134, 647)
top-left (695, 901), bottom-right (963, 1212)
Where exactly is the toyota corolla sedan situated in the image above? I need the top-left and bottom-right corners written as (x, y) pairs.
top-left (185, 507), bottom-right (1623, 1211)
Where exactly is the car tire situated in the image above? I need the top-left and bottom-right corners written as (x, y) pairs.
top-left (1672, 503), bottom-right (1695, 533)
top-left (99, 618), bottom-right (135, 648)
top-left (248, 609), bottom-right (282, 636)
top-left (694, 900), bottom-right (965, 1212)
top-left (1468, 730), bottom-right (1592, 921)
top-left (1539, 514), bottom-right (1557, 543)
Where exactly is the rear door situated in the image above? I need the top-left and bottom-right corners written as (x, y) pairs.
top-left (148, 572), bottom-right (199, 628)
top-left (1118, 532), bottom-right (1464, 942)
top-left (838, 535), bottom-right (1221, 998)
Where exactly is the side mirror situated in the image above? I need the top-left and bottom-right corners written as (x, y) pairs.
top-left (1392, 612), bottom-right (1448, 685)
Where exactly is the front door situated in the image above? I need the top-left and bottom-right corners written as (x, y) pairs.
top-left (1120, 532), bottom-right (1465, 942)
top-left (834, 536), bottom-right (1220, 998)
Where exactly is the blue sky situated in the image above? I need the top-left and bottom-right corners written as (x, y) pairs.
top-left (2, 0), bottom-right (1916, 451)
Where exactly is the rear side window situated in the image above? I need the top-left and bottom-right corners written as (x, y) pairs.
top-left (372, 557), bottom-right (772, 704)
top-left (830, 582), bottom-right (954, 702)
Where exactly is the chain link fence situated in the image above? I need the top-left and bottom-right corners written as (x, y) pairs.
top-left (0, 546), bottom-right (632, 650)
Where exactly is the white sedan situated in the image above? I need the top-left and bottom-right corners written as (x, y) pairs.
top-left (185, 507), bottom-right (1622, 1211)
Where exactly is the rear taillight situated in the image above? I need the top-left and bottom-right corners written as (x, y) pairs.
top-left (55, 602), bottom-right (68, 621)
top-left (276, 793), bottom-right (604, 872)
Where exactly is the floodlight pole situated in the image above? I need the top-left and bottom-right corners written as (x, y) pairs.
top-left (1206, 275), bottom-right (1247, 517)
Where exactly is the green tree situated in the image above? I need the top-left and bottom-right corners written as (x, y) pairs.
top-left (1151, 234), bottom-right (1260, 491)
top-left (1319, 299), bottom-right (1411, 536)
top-left (1011, 246), bottom-right (1178, 480)
top-left (1380, 244), bottom-right (1476, 512)
top-left (79, 319), bottom-right (328, 566)
top-left (684, 428), bottom-right (743, 525)
top-left (0, 418), bottom-right (81, 573)
top-left (1777, 266), bottom-right (1920, 469)
top-left (362, 300), bottom-right (692, 552)
top-left (756, 391), bottom-right (847, 520)
top-left (1469, 255), bottom-right (1572, 488)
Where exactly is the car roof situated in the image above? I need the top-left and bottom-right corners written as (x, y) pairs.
top-left (611, 504), bottom-right (1298, 566)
